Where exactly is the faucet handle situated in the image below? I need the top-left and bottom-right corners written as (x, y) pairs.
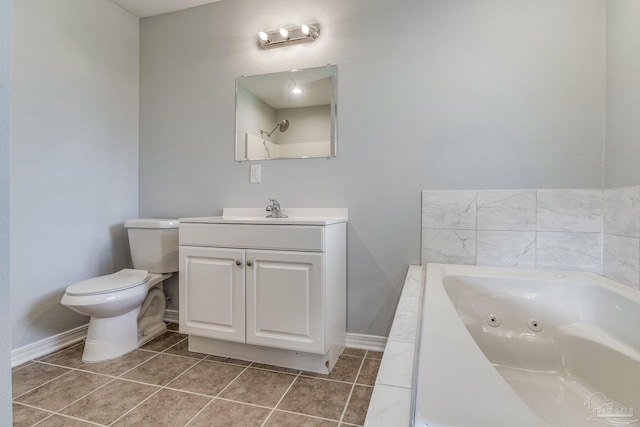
top-left (268, 198), bottom-right (280, 209)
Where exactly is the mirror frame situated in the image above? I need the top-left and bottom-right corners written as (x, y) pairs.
top-left (235, 64), bottom-right (338, 161)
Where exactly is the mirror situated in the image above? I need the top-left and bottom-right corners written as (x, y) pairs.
top-left (235, 65), bottom-right (337, 161)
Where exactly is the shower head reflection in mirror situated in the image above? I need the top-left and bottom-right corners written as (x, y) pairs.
top-left (260, 119), bottom-right (290, 138)
top-left (235, 65), bottom-right (337, 161)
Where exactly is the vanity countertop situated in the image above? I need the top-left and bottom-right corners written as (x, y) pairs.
top-left (180, 208), bottom-right (348, 226)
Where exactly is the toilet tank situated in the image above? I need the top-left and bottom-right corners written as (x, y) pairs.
top-left (124, 219), bottom-right (179, 273)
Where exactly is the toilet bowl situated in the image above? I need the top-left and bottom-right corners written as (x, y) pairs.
top-left (61, 219), bottom-right (179, 362)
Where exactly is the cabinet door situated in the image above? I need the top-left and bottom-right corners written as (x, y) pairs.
top-left (246, 250), bottom-right (324, 353)
top-left (179, 246), bottom-right (245, 342)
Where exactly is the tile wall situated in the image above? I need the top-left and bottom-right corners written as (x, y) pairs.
top-left (421, 187), bottom-right (640, 290)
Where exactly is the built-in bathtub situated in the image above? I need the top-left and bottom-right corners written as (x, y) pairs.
top-left (366, 263), bottom-right (640, 427)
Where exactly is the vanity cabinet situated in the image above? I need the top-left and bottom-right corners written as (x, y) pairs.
top-left (179, 219), bottom-right (346, 358)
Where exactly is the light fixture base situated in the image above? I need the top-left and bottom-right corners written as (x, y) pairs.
top-left (258, 24), bottom-right (320, 49)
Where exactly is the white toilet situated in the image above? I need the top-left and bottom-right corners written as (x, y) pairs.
top-left (61, 218), bottom-right (179, 362)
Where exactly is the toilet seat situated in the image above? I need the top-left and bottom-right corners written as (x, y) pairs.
top-left (65, 269), bottom-right (149, 296)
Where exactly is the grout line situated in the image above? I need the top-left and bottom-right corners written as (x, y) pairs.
top-left (274, 408), bottom-right (351, 424)
top-left (159, 358), bottom-right (204, 388)
top-left (260, 370), bottom-right (301, 427)
top-left (214, 365), bottom-right (250, 398)
top-left (108, 386), bottom-right (164, 426)
top-left (214, 396), bottom-right (275, 411)
top-left (55, 377), bottom-right (118, 417)
top-left (183, 364), bottom-right (253, 426)
top-left (34, 342), bottom-right (84, 363)
top-left (11, 360), bottom-right (35, 373)
top-left (115, 352), bottom-right (161, 378)
top-left (12, 368), bottom-right (76, 400)
top-left (183, 397), bottom-right (215, 426)
top-left (338, 354), bottom-right (368, 425)
top-left (39, 412), bottom-right (107, 426)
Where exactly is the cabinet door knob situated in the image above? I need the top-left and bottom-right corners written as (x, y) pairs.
top-left (235, 260), bottom-right (241, 266)
top-left (246, 260), bottom-right (253, 267)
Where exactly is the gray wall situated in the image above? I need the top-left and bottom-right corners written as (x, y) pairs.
top-left (605, 0), bottom-right (640, 187)
top-left (140, 0), bottom-right (605, 336)
top-left (1, 0), bottom-right (11, 420)
top-left (10, 0), bottom-right (139, 348)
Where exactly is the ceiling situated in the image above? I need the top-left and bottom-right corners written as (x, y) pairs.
top-left (111, 0), bottom-right (222, 18)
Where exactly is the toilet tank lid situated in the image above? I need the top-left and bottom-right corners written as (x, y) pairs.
top-left (124, 218), bottom-right (179, 229)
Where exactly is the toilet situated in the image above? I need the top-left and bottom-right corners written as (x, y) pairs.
top-left (61, 218), bottom-right (179, 362)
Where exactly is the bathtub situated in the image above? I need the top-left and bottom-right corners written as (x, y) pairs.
top-left (414, 264), bottom-right (640, 427)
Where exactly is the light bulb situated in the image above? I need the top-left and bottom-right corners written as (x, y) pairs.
top-left (292, 88), bottom-right (302, 94)
top-left (279, 28), bottom-right (289, 38)
top-left (258, 32), bottom-right (269, 42)
top-left (301, 24), bottom-right (310, 36)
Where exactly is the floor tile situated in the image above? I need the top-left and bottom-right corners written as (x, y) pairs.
top-left (38, 344), bottom-right (156, 377)
top-left (112, 388), bottom-right (211, 426)
top-left (141, 330), bottom-right (186, 352)
top-left (278, 377), bottom-right (352, 420)
top-left (164, 339), bottom-right (208, 360)
top-left (36, 414), bottom-right (96, 426)
top-left (60, 379), bottom-right (159, 425)
top-left (365, 351), bottom-right (384, 360)
top-left (167, 360), bottom-right (244, 396)
top-left (342, 348), bottom-right (366, 358)
top-left (11, 362), bottom-right (70, 398)
top-left (342, 385), bottom-right (373, 425)
top-left (206, 354), bottom-right (252, 366)
top-left (189, 399), bottom-right (270, 427)
top-left (220, 368), bottom-right (296, 407)
top-left (14, 370), bottom-right (111, 412)
top-left (12, 361), bottom-right (34, 373)
top-left (80, 349), bottom-right (156, 376)
top-left (265, 410), bottom-right (339, 426)
top-left (121, 353), bottom-right (197, 386)
top-left (301, 355), bottom-right (362, 383)
top-left (250, 362), bottom-right (301, 375)
top-left (12, 402), bottom-right (51, 427)
top-left (356, 358), bottom-right (380, 386)
top-left (38, 344), bottom-right (86, 369)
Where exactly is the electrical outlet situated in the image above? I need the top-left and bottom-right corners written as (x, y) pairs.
top-left (250, 164), bottom-right (261, 183)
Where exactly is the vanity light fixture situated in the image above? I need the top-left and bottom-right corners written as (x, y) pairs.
top-left (258, 23), bottom-right (320, 49)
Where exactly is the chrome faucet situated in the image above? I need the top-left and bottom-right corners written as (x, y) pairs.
top-left (265, 199), bottom-right (288, 218)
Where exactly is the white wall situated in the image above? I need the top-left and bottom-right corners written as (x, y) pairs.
top-left (605, 0), bottom-right (640, 187)
top-left (10, 0), bottom-right (139, 349)
top-left (0, 0), bottom-right (12, 420)
top-left (275, 105), bottom-right (330, 145)
top-left (139, 0), bottom-right (605, 336)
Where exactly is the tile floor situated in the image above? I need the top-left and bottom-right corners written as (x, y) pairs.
top-left (12, 324), bottom-right (381, 426)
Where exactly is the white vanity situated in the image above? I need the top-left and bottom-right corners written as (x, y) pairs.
top-left (178, 208), bottom-right (347, 373)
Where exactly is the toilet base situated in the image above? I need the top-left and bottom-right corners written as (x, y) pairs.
top-left (79, 274), bottom-right (171, 363)
top-left (83, 308), bottom-right (141, 362)
top-left (82, 310), bottom-right (168, 363)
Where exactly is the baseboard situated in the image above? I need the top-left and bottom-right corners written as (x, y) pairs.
top-left (11, 324), bottom-right (88, 368)
top-left (345, 333), bottom-right (387, 352)
top-left (163, 308), bottom-right (179, 324)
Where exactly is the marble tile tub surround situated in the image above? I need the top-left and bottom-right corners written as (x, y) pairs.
top-left (364, 265), bottom-right (424, 427)
top-left (422, 187), bottom-right (640, 289)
